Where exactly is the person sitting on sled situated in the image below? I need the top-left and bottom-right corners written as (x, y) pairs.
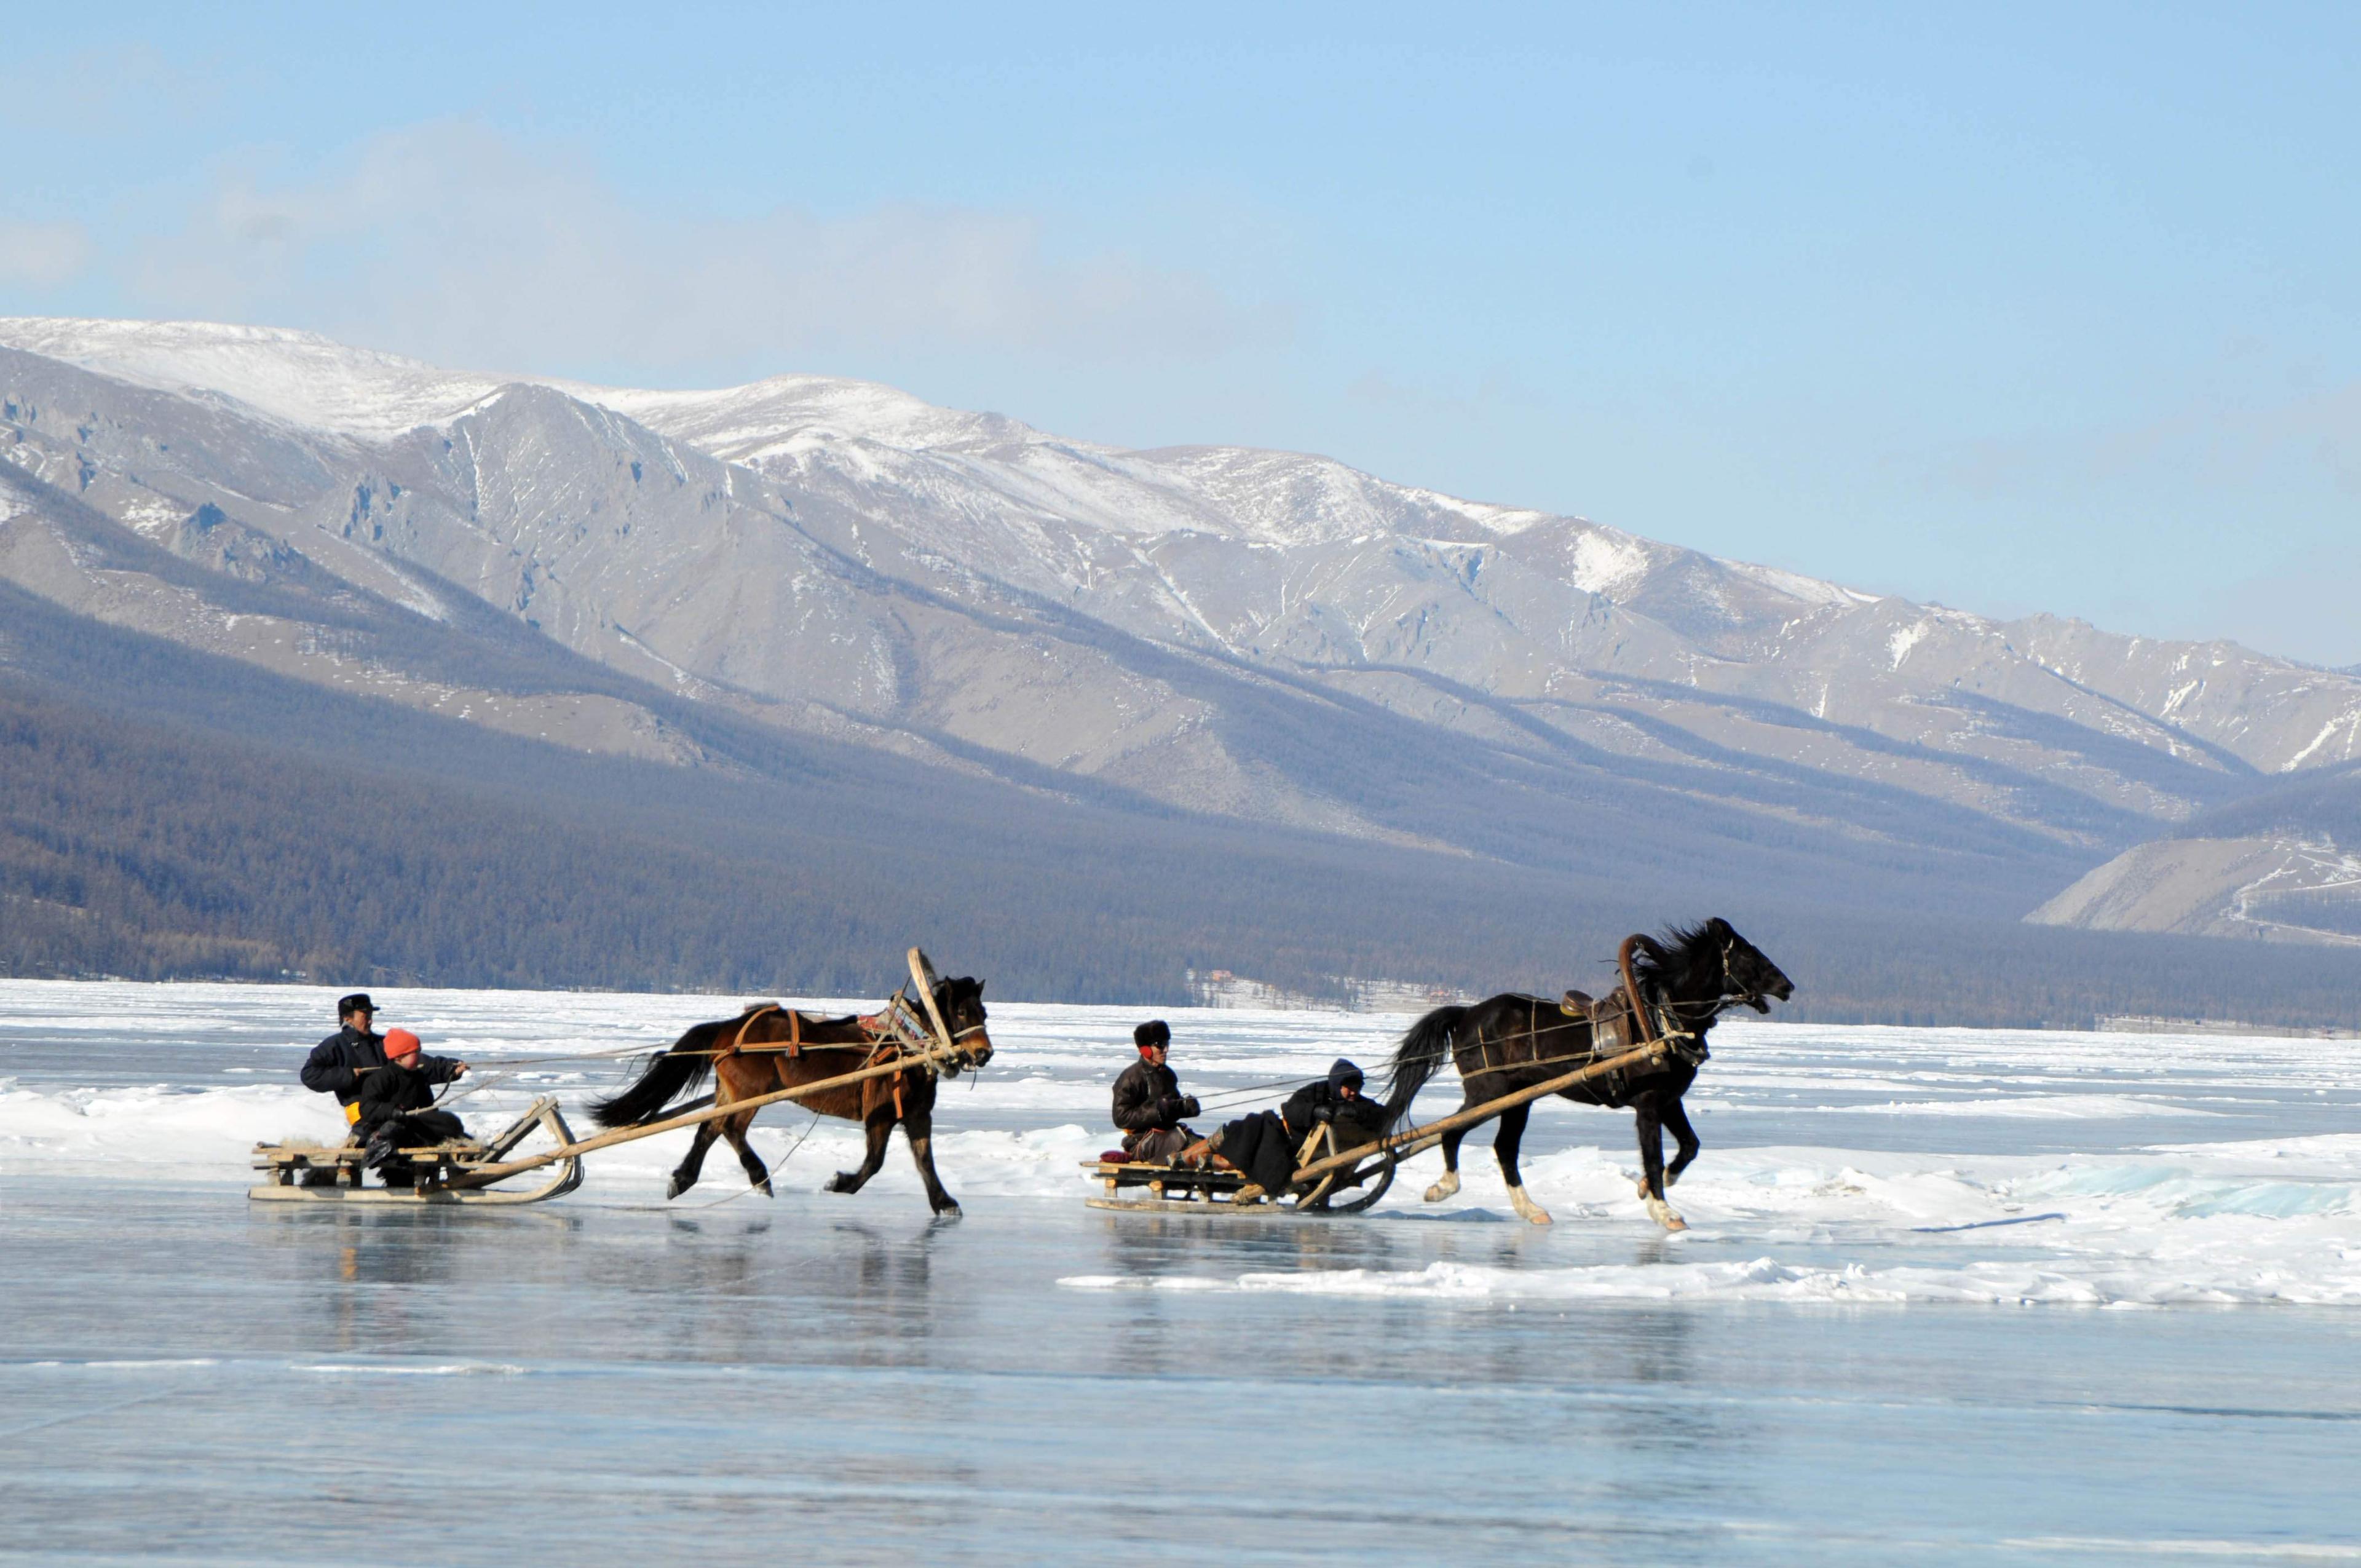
top-left (295, 993), bottom-right (388, 1185)
top-left (1110, 1019), bottom-right (1201, 1163)
top-left (299, 992), bottom-right (387, 1130)
top-left (1183, 1058), bottom-right (1386, 1198)
top-left (357, 1028), bottom-right (471, 1176)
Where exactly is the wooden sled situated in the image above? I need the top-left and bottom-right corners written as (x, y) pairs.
top-left (1084, 1122), bottom-right (1398, 1218)
top-left (248, 1096), bottom-right (584, 1206)
top-left (1083, 1032), bottom-right (1682, 1221)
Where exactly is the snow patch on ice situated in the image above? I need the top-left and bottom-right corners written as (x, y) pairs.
top-left (1189, 1249), bottom-right (2361, 1306)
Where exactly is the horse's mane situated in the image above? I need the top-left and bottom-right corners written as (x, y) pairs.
top-left (1632, 920), bottom-right (1720, 997)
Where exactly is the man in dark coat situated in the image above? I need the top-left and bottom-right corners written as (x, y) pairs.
top-left (1110, 1019), bottom-right (1201, 1163)
top-left (357, 1028), bottom-right (470, 1173)
top-left (296, 994), bottom-right (385, 1184)
top-left (299, 994), bottom-right (388, 1123)
top-left (1199, 1058), bottom-right (1386, 1198)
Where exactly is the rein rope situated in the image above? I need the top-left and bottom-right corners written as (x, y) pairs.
top-left (695, 983), bottom-right (978, 1127)
top-left (443, 988), bottom-right (988, 1076)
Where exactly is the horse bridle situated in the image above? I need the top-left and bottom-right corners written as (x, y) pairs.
top-left (1715, 939), bottom-right (1765, 1012)
top-left (934, 994), bottom-right (993, 1069)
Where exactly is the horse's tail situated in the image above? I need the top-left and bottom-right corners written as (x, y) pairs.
top-left (1383, 1004), bottom-right (1468, 1128)
top-left (588, 1021), bottom-right (724, 1128)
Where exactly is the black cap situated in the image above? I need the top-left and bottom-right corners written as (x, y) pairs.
top-left (338, 992), bottom-right (376, 1018)
top-left (1133, 1020), bottom-right (1170, 1050)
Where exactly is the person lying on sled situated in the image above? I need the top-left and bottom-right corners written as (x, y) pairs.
top-left (357, 1028), bottom-right (471, 1176)
top-left (1110, 1019), bottom-right (1202, 1163)
top-left (1183, 1058), bottom-right (1386, 1198)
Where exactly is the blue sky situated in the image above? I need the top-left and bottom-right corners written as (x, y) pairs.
top-left (4, 2), bottom-right (2356, 664)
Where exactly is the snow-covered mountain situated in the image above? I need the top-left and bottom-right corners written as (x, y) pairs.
top-left (7, 317), bottom-right (2359, 933)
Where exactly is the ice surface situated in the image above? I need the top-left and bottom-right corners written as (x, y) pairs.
top-left (3, 980), bottom-right (2357, 1561)
top-left (5, 982), bottom-right (2357, 1309)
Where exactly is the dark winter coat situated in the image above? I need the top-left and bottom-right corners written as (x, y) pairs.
top-left (1112, 1056), bottom-right (1200, 1139)
top-left (356, 1054), bottom-right (464, 1131)
top-left (1213, 1110), bottom-right (1297, 1195)
top-left (299, 1025), bottom-right (386, 1106)
top-left (1216, 1059), bottom-right (1383, 1194)
top-left (1278, 1059), bottom-right (1385, 1143)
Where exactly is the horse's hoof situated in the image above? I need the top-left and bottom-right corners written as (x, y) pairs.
top-left (756, 1181), bottom-right (774, 1198)
top-left (665, 1174), bottom-right (690, 1200)
top-left (1644, 1196), bottom-right (1687, 1231)
top-left (932, 1201), bottom-right (962, 1218)
top-left (1423, 1173), bottom-right (1460, 1203)
top-left (1508, 1187), bottom-right (1554, 1226)
top-left (826, 1173), bottom-right (853, 1193)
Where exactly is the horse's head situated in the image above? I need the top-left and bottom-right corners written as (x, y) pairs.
top-left (1634, 917), bottom-right (1795, 1020)
top-left (931, 975), bottom-right (993, 1073)
top-left (1705, 917), bottom-right (1793, 1013)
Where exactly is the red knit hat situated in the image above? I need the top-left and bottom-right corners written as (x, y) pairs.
top-left (384, 1029), bottom-right (421, 1060)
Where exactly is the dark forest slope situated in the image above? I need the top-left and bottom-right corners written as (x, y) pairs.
top-left (2181, 760), bottom-right (2361, 842)
top-left (4, 585), bottom-right (2360, 1024)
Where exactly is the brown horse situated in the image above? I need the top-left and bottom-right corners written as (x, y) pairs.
top-left (588, 973), bottom-right (993, 1214)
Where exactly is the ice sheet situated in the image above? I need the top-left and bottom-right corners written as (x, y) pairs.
top-left (4, 980), bottom-right (2359, 1561)
top-left (3, 980), bottom-right (2357, 1313)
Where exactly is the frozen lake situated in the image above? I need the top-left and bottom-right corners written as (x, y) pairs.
top-left (3, 980), bottom-right (2357, 1564)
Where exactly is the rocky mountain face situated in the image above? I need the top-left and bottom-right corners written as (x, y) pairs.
top-left (6, 317), bottom-right (2359, 947)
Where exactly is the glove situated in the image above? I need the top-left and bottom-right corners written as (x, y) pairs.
top-left (1155, 1095), bottom-right (1184, 1124)
top-left (1312, 1102), bottom-right (1337, 1123)
top-left (1179, 1096), bottom-right (1201, 1120)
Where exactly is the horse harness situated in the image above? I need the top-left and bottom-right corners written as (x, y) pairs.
top-left (1460, 938), bottom-right (1717, 1100)
top-left (708, 989), bottom-right (973, 1121)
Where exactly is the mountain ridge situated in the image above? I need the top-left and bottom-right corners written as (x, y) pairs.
top-left (6, 315), bottom-right (2361, 992)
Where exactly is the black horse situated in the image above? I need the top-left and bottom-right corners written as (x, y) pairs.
top-left (1380, 919), bottom-right (1793, 1230)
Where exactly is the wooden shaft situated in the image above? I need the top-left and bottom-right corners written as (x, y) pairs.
top-left (693, 1040), bottom-right (868, 1057)
top-left (1286, 1040), bottom-right (1671, 1186)
top-left (462, 1048), bottom-right (950, 1182)
top-left (1618, 934), bottom-right (1655, 1042)
top-left (908, 948), bottom-right (957, 1051)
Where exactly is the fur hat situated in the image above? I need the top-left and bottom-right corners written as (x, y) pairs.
top-left (1133, 1020), bottom-right (1171, 1051)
